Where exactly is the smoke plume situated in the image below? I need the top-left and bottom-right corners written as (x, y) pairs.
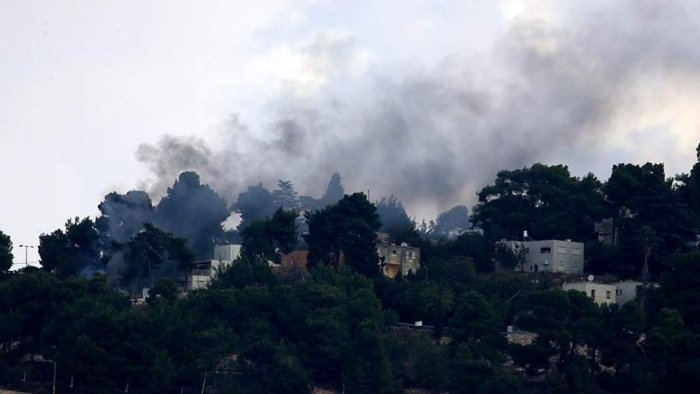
top-left (135, 1), bottom-right (700, 219)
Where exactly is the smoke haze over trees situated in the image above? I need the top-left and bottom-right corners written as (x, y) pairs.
top-left (133, 1), bottom-right (700, 222)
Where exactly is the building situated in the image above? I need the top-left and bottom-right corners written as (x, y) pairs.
top-left (187, 244), bottom-right (241, 290)
top-left (377, 242), bottom-right (421, 278)
top-left (272, 250), bottom-right (309, 278)
top-left (563, 280), bottom-right (643, 306)
top-left (563, 281), bottom-right (617, 305)
top-left (614, 280), bottom-right (643, 305)
top-left (504, 239), bottom-right (584, 275)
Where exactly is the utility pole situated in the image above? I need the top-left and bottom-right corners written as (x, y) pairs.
top-left (18, 244), bottom-right (35, 267)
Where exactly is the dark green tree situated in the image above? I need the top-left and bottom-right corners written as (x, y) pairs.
top-left (155, 171), bottom-right (229, 258)
top-left (431, 205), bottom-right (470, 239)
top-left (233, 183), bottom-right (277, 231)
top-left (235, 340), bottom-right (310, 394)
top-left (305, 193), bottom-right (381, 277)
top-left (0, 230), bottom-right (13, 273)
top-left (472, 164), bottom-right (606, 241)
top-left (241, 208), bottom-right (298, 263)
top-left (375, 195), bottom-right (421, 245)
top-left (38, 217), bottom-right (101, 278)
top-left (123, 223), bottom-right (194, 287)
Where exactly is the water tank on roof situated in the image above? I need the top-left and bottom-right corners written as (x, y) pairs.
top-left (400, 242), bottom-right (408, 247)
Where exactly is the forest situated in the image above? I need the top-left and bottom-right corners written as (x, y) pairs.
top-left (2, 145), bottom-right (700, 393)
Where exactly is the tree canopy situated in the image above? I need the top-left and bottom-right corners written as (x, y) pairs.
top-left (0, 230), bottom-right (13, 273)
top-left (306, 193), bottom-right (381, 277)
top-left (472, 163), bottom-right (606, 241)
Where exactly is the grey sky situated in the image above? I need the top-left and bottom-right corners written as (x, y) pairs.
top-left (2, 0), bottom-right (700, 265)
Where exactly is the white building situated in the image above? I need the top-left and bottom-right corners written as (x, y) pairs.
top-left (563, 280), bottom-right (643, 306)
top-left (563, 281), bottom-right (617, 305)
top-left (614, 280), bottom-right (643, 306)
top-left (187, 244), bottom-right (241, 290)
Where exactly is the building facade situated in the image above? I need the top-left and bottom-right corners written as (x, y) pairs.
top-left (187, 244), bottom-right (242, 290)
top-left (519, 240), bottom-right (584, 274)
top-left (563, 280), bottom-right (643, 306)
top-left (563, 282), bottom-right (617, 305)
top-left (377, 242), bottom-right (421, 278)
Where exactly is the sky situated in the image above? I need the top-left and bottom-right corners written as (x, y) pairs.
top-left (2, 0), bottom-right (700, 266)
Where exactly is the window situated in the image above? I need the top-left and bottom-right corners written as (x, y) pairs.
top-left (540, 247), bottom-right (552, 254)
top-left (571, 248), bottom-right (582, 255)
top-left (606, 291), bottom-right (611, 300)
top-left (557, 247), bottom-right (567, 254)
top-left (590, 289), bottom-right (596, 299)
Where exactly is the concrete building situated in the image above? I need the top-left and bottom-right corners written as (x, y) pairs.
top-left (614, 280), bottom-right (643, 305)
top-left (377, 242), bottom-right (421, 278)
top-left (563, 281), bottom-right (617, 305)
top-left (187, 244), bottom-right (241, 290)
top-left (563, 280), bottom-right (643, 306)
top-left (516, 239), bottom-right (584, 274)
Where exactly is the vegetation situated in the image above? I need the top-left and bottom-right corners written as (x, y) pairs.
top-left (4, 145), bottom-right (700, 392)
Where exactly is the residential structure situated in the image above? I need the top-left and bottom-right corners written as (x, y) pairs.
top-left (563, 281), bottom-right (617, 305)
top-left (563, 280), bottom-right (643, 306)
top-left (187, 244), bottom-right (242, 290)
top-left (271, 250), bottom-right (309, 278)
top-left (499, 239), bottom-right (585, 274)
top-left (377, 242), bottom-right (421, 278)
top-left (614, 280), bottom-right (643, 305)
top-left (522, 240), bottom-right (584, 274)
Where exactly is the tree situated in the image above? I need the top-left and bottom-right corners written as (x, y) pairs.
top-left (236, 340), bottom-right (310, 394)
top-left (655, 251), bottom-right (700, 330)
top-left (605, 163), bottom-right (691, 278)
top-left (343, 289), bottom-right (394, 393)
top-left (637, 225), bottom-right (658, 310)
top-left (0, 230), bottom-right (12, 273)
top-left (233, 183), bottom-right (277, 230)
top-left (95, 190), bottom-right (154, 245)
top-left (376, 195), bottom-right (421, 245)
top-left (241, 208), bottom-right (298, 263)
top-left (319, 172), bottom-right (344, 207)
top-left (472, 164), bottom-right (606, 241)
top-left (38, 217), bottom-right (101, 278)
top-left (431, 205), bottom-right (470, 239)
top-left (305, 193), bottom-right (381, 277)
top-left (155, 171), bottom-right (229, 258)
top-left (511, 288), bottom-right (602, 387)
top-left (493, 241), bottom-right (526, 271)
top-left (123, 223), bottom-right (194, 287)
top-left (272, 179), bottom-right (299, 210)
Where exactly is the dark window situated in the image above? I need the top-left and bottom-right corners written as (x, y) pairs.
top-left (540, 247), bottom-right (552, 253)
